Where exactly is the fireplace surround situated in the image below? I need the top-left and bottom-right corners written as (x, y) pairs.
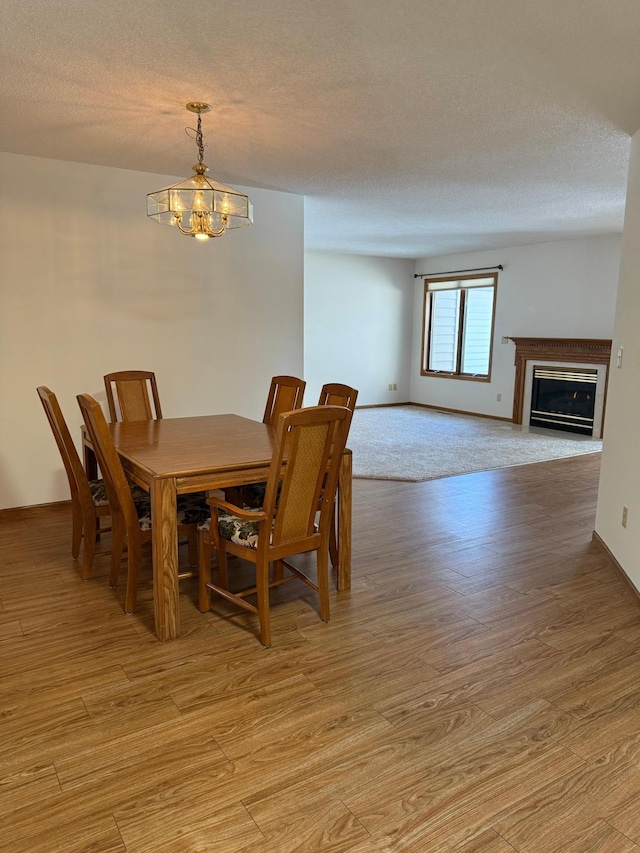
top-left (509, 337), bottom-right (612, 437)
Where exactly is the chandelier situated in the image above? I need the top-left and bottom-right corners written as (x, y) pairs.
top-left (147, 102), bottom-right (253, 241)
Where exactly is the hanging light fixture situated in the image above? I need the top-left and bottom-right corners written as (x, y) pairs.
top-left (147, 102), bottom-right (253, 241)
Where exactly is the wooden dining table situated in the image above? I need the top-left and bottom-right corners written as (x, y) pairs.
top-left (84, 413), bottom-right (352, 641)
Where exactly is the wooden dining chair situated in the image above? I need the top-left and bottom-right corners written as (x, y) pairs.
top-left (317, 383), bottom-right (358, 567)
top-left (240, 382), bottom-right (358, 572)
top-left (198, 405), bottom-right (352, 646)
top-left (226, 375), bottom-right (306, 507)
top-left (77, 393), bottom-right (208, 613)
top-left (318, 382), bottom-right (359, 412)
top-left (262, 375), bottom-right (306, 426)
top-left (37, 386), bottom-right (112, 580)
top-left (104, 370), bottom-right (162, 422)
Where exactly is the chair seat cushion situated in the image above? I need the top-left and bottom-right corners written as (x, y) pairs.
top-left (198, 508), bottom-right (264, 549)
top-left (198, 507), bottom-right (317, 550)
top-left (135, 492), bottom-right (211, 532)
top-left (238, 481), bottom-right (267, 508)
top-left (238, 480), bottom-right (285, 510)
top-left (89, 478), bottom-right (154, 508)
top-left (89, 479), bottom-right (110, 507)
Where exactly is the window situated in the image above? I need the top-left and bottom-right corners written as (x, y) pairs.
top-left (421, 272), bottom-right (497, 380)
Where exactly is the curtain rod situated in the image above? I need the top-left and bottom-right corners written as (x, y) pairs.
top-left (414, 264), bottom-right (503, 279)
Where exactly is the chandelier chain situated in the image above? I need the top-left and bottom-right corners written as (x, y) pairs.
top-left (196, 112), bottom-right (205, 164)
top-left (185, 113), bottom-right (206, 164)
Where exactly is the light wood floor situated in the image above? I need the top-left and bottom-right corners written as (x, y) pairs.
top-left (2, 453), bottom-right (640, 852)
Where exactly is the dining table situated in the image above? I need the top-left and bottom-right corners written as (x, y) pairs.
top-left (83, 413), bottom-right (352, 641)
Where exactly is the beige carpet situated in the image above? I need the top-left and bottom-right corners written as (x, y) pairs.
top-left (350, 405), bottom-right (602, 481)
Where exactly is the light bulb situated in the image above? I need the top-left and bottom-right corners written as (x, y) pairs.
top-left (169, 193), bottom-right (183, 226)
top-left (194, 233), bottom-right (210, 241)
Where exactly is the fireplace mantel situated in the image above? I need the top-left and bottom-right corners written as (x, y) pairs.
top-left (509, 337), bottom-right (612, 425)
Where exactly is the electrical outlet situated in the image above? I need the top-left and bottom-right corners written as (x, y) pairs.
top-left (388, 383), bottom-right (397, 391)
top-left (622, 506), bottom-right (628, 528)
top-left (497, 393), bottom-right (502, 402)
top-left (501, 336), bottom-right (510, 344)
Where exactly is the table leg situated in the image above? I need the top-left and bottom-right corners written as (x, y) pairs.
top-left (337, 450), bottom-right (352, 591)
top-left (151, 477), bottom-right (180, 641)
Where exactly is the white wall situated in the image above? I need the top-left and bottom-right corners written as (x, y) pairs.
top-left (410, 235), bottom-right (621, 417)
top-left (596, 131), bottom-right (640, 583)
top-left (304, 250), bottom-right (414, 406)
top-left (0, 152), bottom-right (304, 509)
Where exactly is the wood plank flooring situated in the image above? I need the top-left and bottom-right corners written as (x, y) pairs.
top-left (2, 453), bottom-right (640, 851)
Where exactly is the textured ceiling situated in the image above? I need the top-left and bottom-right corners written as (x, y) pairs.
top-left (2, 0), bottom-right (640, 257)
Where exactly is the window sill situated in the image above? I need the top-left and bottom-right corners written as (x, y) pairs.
top-left (420, 371), bottom-right (491, 383)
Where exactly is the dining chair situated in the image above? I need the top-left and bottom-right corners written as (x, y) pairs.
top-left (198, 405), bottom-right (352, 646)
top-left (225, 374), bottom-right (306, 507)
top-left (37, 386), bottom-right (112, 580)
top-left (317, 383), bottom-right (359, 567)
top-left (77, 393), bottom-right (209, 613)
top-left (241, 383), bottom-right (358, 571)
top-left (262, 375), bottom-right (306, 426)
top-left (104, 370), bottom-right (162, 422)
top-left (318, 382), bottom-right (359, 412)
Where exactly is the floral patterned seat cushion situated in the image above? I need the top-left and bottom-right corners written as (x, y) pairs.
top-left (89, 478), bottom-right (151, 508)
top-left (198, 507), bottom-right (317, 550)
top-left (89, 479), bottom-right (110, 507)
top-left (238, 481), bottom-right (267, 509)
top-left (198, 508), bottom-right (266, 549)
top-left (238, 480), bottom-right (286, 510)
top-left (135, 492), bottom-right (211, 532)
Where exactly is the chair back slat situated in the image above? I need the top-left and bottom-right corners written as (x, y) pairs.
top-left (104, 371), bottom-right (162, 422)
top-left (77, 394), bottom-right (140, 540)
top-left (262, 375), bottom-right (306, 426)
top-left (264, 406), bottom-right (351, 547)
top-left (37, 386), bottom-right (91, 504)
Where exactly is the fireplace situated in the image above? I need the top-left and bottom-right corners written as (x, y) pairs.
top-left (529, 365), bottom-right (597, 435)
top-left (509, 337), bottom-right (611, 439)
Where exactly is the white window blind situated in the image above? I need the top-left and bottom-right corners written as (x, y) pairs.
top-left (461, 287), bottom-right (494, 375)
top-left (428, 290), bottom-right (460, 372)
